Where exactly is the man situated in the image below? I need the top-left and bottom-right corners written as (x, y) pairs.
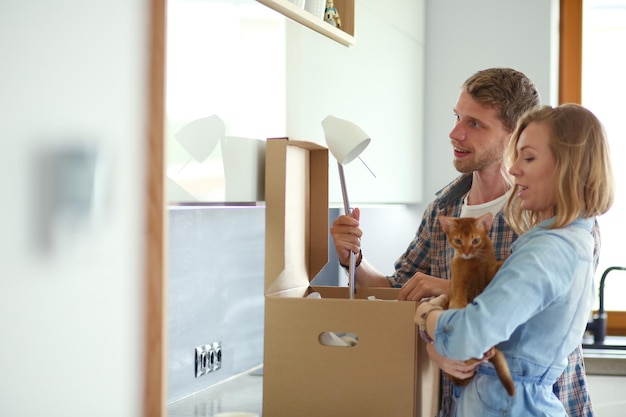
top-left (330, 68), bottom-right (595, 416)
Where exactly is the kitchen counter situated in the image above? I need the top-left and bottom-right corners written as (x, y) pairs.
top-left (166, 359), bottom-right (626, 417)
top-left (584, 349), bottom-right (626, 376)
top-left (583, 336), bottom-right (626, 376)
top-left (167, 366), bottom-right (263, 417)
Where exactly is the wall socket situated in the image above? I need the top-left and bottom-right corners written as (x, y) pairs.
top-left (195, 341), bottom-right (222, 377)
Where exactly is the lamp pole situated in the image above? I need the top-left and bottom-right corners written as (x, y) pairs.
top-left (337, 162), bottom-right (356, 300)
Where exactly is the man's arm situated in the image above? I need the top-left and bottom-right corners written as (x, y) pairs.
top-left (331, 206), bottom-right (452, 296)
top-left (353, 257), bottom-right (392, 287)
top-left (331, 207), bottom-right (392, 288)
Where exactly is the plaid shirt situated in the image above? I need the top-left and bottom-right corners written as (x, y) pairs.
top-left (387, 174), bottom-right (595, 417)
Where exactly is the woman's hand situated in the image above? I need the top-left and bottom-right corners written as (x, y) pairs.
top-left (330, 207), bottom-right (362, 266)
top-left (425, 344), bottom-right (490, 380)
top-left (428, 293), bottom-right (449, 309)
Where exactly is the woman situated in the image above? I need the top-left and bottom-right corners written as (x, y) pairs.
top-left (416, 103), bottom-right (614, 416)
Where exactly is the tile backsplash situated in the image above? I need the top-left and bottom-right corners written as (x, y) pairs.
top-left (166, 206), bottom-right (341, 403)
top-left (167, 206), bottom-right (265, 403)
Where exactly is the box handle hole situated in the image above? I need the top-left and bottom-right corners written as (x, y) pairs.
top-left (318, 332), bottom-right (359, 347)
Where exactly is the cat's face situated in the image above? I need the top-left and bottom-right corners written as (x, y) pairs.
top-left (439, 214), bottom-right (493, 259)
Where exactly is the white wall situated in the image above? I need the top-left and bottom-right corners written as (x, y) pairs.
top-left (423, 0), bottom-right (559, 199)
top-left (0, 1), bottom-right (148, 416)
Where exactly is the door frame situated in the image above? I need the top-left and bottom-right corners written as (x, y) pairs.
top-left (145, 0), bottom-right (166, 415)
top-left (559, 0), bottom-right (582, 104)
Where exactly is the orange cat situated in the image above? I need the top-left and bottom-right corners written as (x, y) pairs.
top-left (438, 212), bottom-right (515, 397)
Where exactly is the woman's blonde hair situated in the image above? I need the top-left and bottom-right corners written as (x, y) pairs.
top-left (504, 103), bottom-right (615, 234)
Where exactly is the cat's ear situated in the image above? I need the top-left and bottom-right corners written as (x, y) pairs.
top-left (438, 215), bottom-right (454, 232)
top-left (476, 212), bottom-right (493, 231)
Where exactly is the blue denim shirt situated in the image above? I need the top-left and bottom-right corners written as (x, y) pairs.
top-left (434, 217), bottom-right (595, 416)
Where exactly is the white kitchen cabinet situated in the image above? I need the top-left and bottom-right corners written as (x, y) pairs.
top-left (285, 0), bottom-right (426, 204)
top-left (166, 0), bottom-right (425, 204)
top-left (587, 375), bottom-right (626, 417)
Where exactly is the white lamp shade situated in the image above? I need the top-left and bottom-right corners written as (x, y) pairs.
top-left (175, 114), bottom-right (225, 163)
top-left (322, 115), bottom-right (371, 165)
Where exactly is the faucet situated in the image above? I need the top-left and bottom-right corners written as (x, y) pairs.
top-left (586, 266), bottom-right (626, 344)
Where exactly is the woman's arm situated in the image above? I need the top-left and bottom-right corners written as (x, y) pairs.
top-left (415, 296), bottom-right (446, 343)
top-left (423, 228), bottom-right (582, 361)
top-left (415, 297), bottom-right (492, 377)
top-left (436, 229), bottom-right (576, 360)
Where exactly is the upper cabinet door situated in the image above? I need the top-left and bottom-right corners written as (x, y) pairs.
top-left (285, 0), bottom-right (426, 204)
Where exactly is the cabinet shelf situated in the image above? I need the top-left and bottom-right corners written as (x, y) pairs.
top-left (257, 0), bottom-right (355, 47)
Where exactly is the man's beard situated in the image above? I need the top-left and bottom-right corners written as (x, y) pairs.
top-left (453, 144), bottom-right (505, 174)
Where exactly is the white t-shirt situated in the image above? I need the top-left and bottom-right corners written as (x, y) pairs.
top-left (460, 188), bottom-right (513, 218)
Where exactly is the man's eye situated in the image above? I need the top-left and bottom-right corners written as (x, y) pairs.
top-left (470, 121), bottom-right (480, 128)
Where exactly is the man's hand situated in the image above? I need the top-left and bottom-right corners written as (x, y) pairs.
top-left (330, 207), bottom-right (362, 266)
top-left (398, 272), bottom-right (450, 301)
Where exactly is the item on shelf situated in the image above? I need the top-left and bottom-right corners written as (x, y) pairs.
top-left (304, 0), bottom-right (326, 19)
top-left (324, 0), bottom-right (341, 28)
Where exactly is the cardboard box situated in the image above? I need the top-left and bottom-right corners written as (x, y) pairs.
top-left (263, 138), bottom-right (439, 417)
